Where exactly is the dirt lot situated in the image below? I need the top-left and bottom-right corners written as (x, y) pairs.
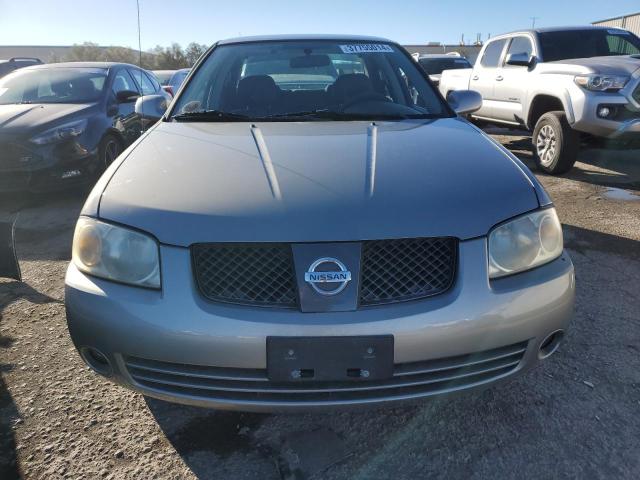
top-left (1, 130), bottom-right (639, 479)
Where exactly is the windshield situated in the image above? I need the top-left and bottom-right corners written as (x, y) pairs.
top-left (540, 29), bottom-right (640, 61)
top-left (0, 67), bottom-right (107, 105)
top-left (418, 57), bottom-right (472, 75)
top-left (171, 40), bottom-right (451, 121)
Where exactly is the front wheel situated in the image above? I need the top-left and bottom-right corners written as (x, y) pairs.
top-left (99, 134), bottom-right (122, 171)
top-left (532, 111), bottom-right (579, 175)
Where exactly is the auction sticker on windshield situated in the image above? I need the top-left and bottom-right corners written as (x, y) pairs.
top-left (340, 44), bottom-right (394, 54)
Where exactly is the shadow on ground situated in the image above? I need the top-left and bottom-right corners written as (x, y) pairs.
top-left (488, 127), bottom-right (640, 192)
top-left (0, 281), bottom-right (61, 480)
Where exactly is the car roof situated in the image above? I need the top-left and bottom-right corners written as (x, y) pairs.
top-left (22, 61), bottom-right (142, 71)
top-left (493, 25), bottom-right (629, 38)
top-left (217, 34), bottom-right (394, 45)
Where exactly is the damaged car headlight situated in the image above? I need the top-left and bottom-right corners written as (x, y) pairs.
top-left (488, 208), bottom-right (563, 279)
top-left (574, 74), bottom-right (629, 92)
top-left (30, 118), bottom-right (88, 145)
top-left (72, 217), bottom-right (160, 288)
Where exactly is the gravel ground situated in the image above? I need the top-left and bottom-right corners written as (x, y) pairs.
top-left (1, 129), bottom-right (639, 479)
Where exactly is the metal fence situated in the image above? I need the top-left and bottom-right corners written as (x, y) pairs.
top-left (593, 12), bottom-right (640, 37)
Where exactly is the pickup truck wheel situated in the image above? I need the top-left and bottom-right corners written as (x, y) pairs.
top-left (532, 111), bottom-right (579, 174)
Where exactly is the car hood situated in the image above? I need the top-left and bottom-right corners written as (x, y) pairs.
top-left (98, 118), bottom-right (540, 245)
top-left (544, 55), bottom-right (640, 76)
top-left (0, 103), bottom-right (96, 134)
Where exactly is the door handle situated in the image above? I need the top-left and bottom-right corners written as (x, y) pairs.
top-left (472, 75), bottom-right (479, 81)
top-left (495, 75), bottom-right (504, 81)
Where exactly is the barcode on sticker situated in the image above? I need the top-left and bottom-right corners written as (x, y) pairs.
top-left (340, 44), bottom-right (394, 54)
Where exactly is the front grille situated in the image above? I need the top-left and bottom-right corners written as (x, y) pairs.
top-left (192, 238), bottom-right (457, 308)
top-left (360, 238), bottom-right (457, 305)
top-left (0, 171), bottom-right (31, 191)
top-left (192, 243), bottom-right (298, 308)
top-left (125, 341), bottom-right (527, 405)
top-left (0, 142), bottom-right (37, 170)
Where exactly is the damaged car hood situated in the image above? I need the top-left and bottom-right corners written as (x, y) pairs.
top-left (96, 118), bottom-right (540, 245)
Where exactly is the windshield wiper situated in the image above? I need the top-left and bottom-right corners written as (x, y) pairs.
top-left (171, 110), bottom-right (252, 122)
top-left (172, 109), bottom-right (439, 123)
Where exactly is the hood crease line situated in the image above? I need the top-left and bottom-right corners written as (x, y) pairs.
top-left (250, 125), bottom-right (282, 201)
top-left (365, 123), bottom-right (378, 198)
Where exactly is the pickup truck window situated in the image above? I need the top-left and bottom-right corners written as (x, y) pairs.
top-left (504, 37), bottom-right (533, 67)
top-left (480, 39), bottom-right (508, 68)
top-left (539, 29), bottom-right (640, 61)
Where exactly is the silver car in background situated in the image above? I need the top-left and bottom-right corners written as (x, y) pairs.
top-left (152, 68), bottom-right (191, 97)
top-left (65, 35), bottom-right (575, 412)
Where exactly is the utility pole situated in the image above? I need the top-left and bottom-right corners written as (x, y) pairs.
top-left (530, 17), bottom-right (539, 28)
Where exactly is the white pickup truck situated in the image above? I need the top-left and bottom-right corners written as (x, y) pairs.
top-left (439, 26), bottom-right (640, 174)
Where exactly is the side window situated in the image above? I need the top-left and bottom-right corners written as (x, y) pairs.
top-left (129, 68), bottom-right (156, 95)
top-left (480, 39), bottom-right (507, 68)
top-left (505, 37), bottom-right (533, 66)
top-left (111, 69), bottom-right (138, 95)
top-left (144, 71), bottom-right (161, 92)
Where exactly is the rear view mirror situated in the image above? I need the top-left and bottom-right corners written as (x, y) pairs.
top-left (135, 95), bottom-right (168, 123)
top-left (447, 90), bottom-right (482, 115)
top-left (116, 90), bottom-right (140, 103)
top-left (290, 55), bottom-right (331, 68)
top-left (506, 53), bottom-right (534, 67)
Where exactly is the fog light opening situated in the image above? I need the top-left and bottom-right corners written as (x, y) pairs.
top-left (597, 105), bottom-right (617, 119)
top-left (80, 347), bottom-right (113, 376)
top-left (539, 330), bottom-right (564, 360)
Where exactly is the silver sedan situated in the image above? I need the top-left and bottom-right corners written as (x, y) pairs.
top-left (65, 35), bottom-right (574, 412)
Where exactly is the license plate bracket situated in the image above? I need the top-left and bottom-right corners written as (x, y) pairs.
top-left (267, 336), bottom-right (394, 382)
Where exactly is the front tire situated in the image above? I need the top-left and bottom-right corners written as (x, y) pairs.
top-left (99, 134), bottom-right (122, 171)
top-left (532, 111), bottom-right (579, 174)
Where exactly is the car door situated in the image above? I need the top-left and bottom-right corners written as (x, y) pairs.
top-left (469, 38), bottom-right (508, 119)
top-left (492, 35), bottom-right (535, 123)
top-left (109, 67), bottom-right (141, 145)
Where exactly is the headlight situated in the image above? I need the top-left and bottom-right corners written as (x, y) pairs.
top-left (30, 118), bottom-right (88, 145)
top-left (488, 208), bottom-right (563, 279)
top-left (72, 217), bottom-right (160, 288)
top-left (574, 74), bottom-right (629, 92)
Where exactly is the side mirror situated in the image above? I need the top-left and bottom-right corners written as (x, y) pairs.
top-left (134, 95), bottom-right (168, 123)
top-left (506, 53), bottom-right (534, 67)
top-left (116, 90), bottom-right (140, 103)
top-left (447, 90), bottom-right (482, 115)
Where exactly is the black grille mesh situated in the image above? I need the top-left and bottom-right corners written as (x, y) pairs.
top-left (360, 238), bottom-right (457, 305)
top-left (192, 244), bottom-right (298, 308)
top-left (193, 238), bottom-right (457, 308)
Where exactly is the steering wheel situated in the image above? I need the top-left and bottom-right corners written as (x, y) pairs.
top-left (341, 92), bottom-right (390, 111)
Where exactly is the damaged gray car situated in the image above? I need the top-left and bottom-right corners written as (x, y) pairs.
top-left (64, 35), bottom-right (575, 411)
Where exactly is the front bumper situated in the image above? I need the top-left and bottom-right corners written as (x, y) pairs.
top-left (569, 84), bottom-right (640, 138)
top-left (0, 139), bottom-right (100, 192)
top-left (65, 238), bottom-right (575, 412)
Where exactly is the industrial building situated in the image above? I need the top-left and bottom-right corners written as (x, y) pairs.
top-left (592, 11), bottom-right (640, 36)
